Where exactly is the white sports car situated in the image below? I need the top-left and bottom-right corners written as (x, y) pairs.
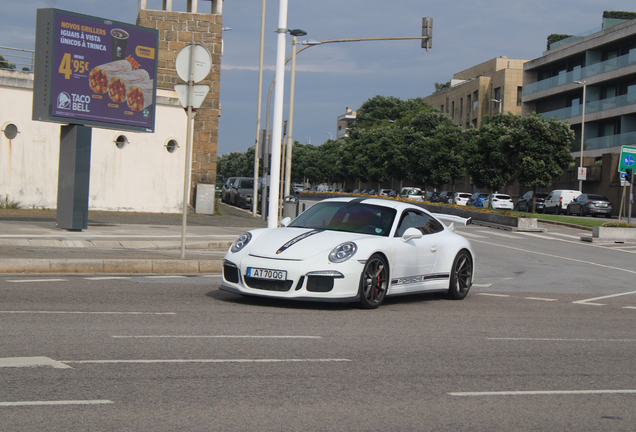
top-left (221, 197), bottom-right (474, 309)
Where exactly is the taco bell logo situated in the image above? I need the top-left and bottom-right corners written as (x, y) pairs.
top-left (57, 92), bottom-right (71, 109)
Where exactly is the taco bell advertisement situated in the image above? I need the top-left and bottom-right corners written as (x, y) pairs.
top-left (33, 9), bottom-right (159, 133)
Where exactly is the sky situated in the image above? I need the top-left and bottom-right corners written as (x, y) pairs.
top-left (2, 0), bottom-right (636, 155)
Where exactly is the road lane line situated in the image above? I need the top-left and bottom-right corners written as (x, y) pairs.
top-left (476, 230), bottom-right (518, 238)
top-left (112, 335), bottom-right (322, 339)
top-left (487, 338), bottom-right (636, 342)
top-left (477, 293), bottom-right (510, 297)
top-left (0, 311), bottom-right (175, 315)
top-left (83, 277), bottom-right (131, 280)
top-left (525, 297), bottom-right (558, 302)
top-left (449, 389), bottom-right (636, 397)
top-left (624, 306), bottom-right (636, 310)
top-left (472, 283), bottom-right (493, 288)
top-left (0, 357), bottom-right (72, 369)
top-left (0, 400), bottom-right (112, 407)
top-left (472, 239), bottom-right (636, 276)
top-left (6, 279), bottom-right (68, 283)
top-left (573, 290), bottom-right (636, 306)
top-left (61, 358), bottom-right (351, 364)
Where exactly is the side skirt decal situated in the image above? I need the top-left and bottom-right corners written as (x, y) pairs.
top-left (391, 273), bottom-right (450, 286)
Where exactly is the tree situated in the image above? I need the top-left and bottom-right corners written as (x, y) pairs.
top-left (217, 150), bottom-right (250, 178)
top-left (353, 95), bottom-right (430, 129)
top-left (0, 55), bottom-right (16, 70)
top-left (465, 114), bottom-right (519, 208)
top-left (504, 113), bottom-right (574, 212)
top-left (434, 81), bottom-right (451, 92)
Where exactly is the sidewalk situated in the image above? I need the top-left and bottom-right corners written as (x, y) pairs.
top-left (0, 204), bottom-right (267, 275)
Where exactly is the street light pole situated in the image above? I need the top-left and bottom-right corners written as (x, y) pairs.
top-left (283, 30), bottom-right (306, 198)
top-left (325, 132), bottom-right (333, 140)
top-left (267, 0), bottom-right (289, 229)
top-left (251, 0), bottom-right (266, 217)
top-left (490, 98), bottom-right (502, 114)
top-left (575, 80), bottom-right (587, 192)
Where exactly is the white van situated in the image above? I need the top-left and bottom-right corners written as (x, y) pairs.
top-left (543, 190), bottom-right (582, 215)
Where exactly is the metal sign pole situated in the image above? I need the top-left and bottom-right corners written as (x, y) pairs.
top-left (180, 41), bottom-right (196, 259)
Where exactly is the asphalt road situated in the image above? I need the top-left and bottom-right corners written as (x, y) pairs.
top-left (2, 224), bottom-right (636, 431)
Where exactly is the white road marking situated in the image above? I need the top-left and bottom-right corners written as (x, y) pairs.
top-left (472, 283), bottom-right (493, 288)
top-left (476, 230), bottom-right (518, 238)
top-left (449, 389), bottom-right (636, 397)
top-left (487, 338), bottom-right (636, 342)
top-left (517, 232), bottom-right (557, 241)
top-left (6, 279), bottom-right (68, 283)
top-left (0, 400), bottom-right (112, 407)
top-left (62, 358), bottom-right (351, 365)
top-left (572, 290), bottom-right (636, 306)
top-left (0, 357), bottom-right (72, 369)
top-left (458, 231), bottom-right (487, 239)
top-left (472, 239), bottom-right (636, 276)
top-left (83, 277), bottom-right (131, 280)
top-left (624, 306), bottom-right (636, 310)
top-left (143, 275), bottom-right (186, 279)
top-left (525, 297), bottom-right (558, 302)
top-left (0, 311), bottom-right (175, 315)
top-left (477, 293), bottom-right (510, 297)
top-left (551, 232), bottom-right (586, 240)
top-left (112, 335), bottom-right (322, 339)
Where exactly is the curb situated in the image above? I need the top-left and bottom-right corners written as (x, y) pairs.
top-left (0, 258), bottom-right (223, 274)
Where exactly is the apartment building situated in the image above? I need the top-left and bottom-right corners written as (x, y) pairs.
top-left (423, 56), bottom-right (528, 129)
top-left (336, 107), bottom-right (356, 140)
top-left (522, 16), bottom-right (636, 159)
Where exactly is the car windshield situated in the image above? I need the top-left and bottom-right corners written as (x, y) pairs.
top-left (289, 201), bottom-right (397, 236)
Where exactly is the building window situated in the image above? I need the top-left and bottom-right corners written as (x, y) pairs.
top-left (472, 91), bottom-right (479, 112)
top-left (517, 87), bottom-right (523, 106)
top-left (467, 95), bottom-right (471, 113)
top-left (460, 98), bottom-right (463, 118)
top-left (2, 123), bottom-right (18, 139)
top-left (451, 101), bottom-right (455, 119)
top-left (440, 104), bottom-right (444, 113)
top-left (115, 135), bottom-right (128, 149)
top-left (165, 139), bottom-right (178, 153)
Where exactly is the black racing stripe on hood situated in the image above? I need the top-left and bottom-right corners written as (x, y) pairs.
top-left (276, 229), bottom-right (324, 254)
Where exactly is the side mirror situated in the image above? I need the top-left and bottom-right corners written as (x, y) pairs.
top-left (401, 227), bottom-right (423, 242)
top-left (280, 217), bottom-right (292, 227)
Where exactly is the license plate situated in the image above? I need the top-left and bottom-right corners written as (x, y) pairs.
top-left (246, 267), bottom-right (287, 280)
top-left (597, 204), bottom-right (607, 208)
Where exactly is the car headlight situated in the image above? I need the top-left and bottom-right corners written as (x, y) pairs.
top-left (231, 232), bottom-right (252, 253)
top-left (329, 242), bottom-right (357, 263)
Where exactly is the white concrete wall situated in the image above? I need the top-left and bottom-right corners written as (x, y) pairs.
top-left (1, 71), bottom-right (188, 213)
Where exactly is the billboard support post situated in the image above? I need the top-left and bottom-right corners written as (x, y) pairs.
top-left (56, 124), bottom-right (92, 231)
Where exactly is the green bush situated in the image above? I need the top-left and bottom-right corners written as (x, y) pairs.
top-left (602, 222), bottom-right (636, 228)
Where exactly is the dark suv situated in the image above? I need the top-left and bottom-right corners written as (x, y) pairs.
top-left (516, 191), bottom-right (549, 213)
top-left (229, 177), bottom-right (257, 208)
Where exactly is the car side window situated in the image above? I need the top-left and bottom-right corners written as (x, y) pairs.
top-left (395, 210), bottom-right (443, 237)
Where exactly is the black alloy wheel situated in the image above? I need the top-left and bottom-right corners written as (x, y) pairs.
top-left (358, 254), bottom-right (389, 309)
top-left (448, 250), bottom-right (473, 300)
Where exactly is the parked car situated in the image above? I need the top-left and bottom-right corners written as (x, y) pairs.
top-left (432, 191), bottom-right (453, 204)
top-left (221, 176), bottom-right (238, 203)
top-left (566, 194), bottom-right (614, 217)
top-left (221, 197), bottom-right (475, 309)
top-left (467, 192), bottom-right (489, 207)
top-left (516, 191), bottom-right (549, 213)
top-left (400, 187), bottom-right (423, 201)
top-left (454, 192), bottom-right (472, 206)
top-left (485, 194), bottom-right (514, 210)
top-left (543, 190), bottom-right (582, 215)
top-left (367, 189), bottom-right (377, 196)
top-left (292, 184), bottom-right (304, 193)
top-left (379, 189), bottom-right (395, 197)
top-left (229, 177), bottom-right (256, 208)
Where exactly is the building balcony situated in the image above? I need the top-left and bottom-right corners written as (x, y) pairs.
top-left (524, 53), bottom-right (636, 96)
top-left (539, 93), bottom-right (636, 121)
top-left (583, 131), bottom-right (636, 152)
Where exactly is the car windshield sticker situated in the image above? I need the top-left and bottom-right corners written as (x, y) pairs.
top-left (276, 229), bottom-right (324, 254)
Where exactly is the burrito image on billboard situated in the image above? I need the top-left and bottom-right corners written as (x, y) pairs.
top-left (127, 80), bottom-right (154, 112)
top-left (89, 60), bottom-right (132, 95)
top-left (109, 68), bottom-right (150, 104)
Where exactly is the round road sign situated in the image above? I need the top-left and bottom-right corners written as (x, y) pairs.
top-left (175, 44), bottom-right (212, 83)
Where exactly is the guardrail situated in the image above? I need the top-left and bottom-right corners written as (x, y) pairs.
top-left (0, 46), bottom-right (35, 71)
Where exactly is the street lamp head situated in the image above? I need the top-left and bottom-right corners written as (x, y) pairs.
top-left (301, 39), bottom-right (321, 46)
top-left (490, 99), bottom-right (501, 103)
top-left (288, 29), bottom-right (307, 37)
top-left (574, 80), bottom-right (586, 85)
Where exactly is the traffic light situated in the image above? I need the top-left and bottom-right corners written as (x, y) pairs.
top-left (422, 17), bottom-right (433, 51)
top-left (626, 168), bottom-right (634, 184)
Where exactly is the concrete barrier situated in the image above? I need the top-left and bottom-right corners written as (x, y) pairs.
top-left (581, 227), bottom-right (636, 243)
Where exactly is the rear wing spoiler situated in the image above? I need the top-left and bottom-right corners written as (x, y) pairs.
top-left (432, 213), bottom-right (472, 231)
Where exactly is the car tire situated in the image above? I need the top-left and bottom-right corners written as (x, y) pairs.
top-left (448, 250), bottom-right (472, 300)
top-left (554, 205), bottom-right (560, 215)
top-left (566, 207), bottom-right (571, 215)
top-left (358, 254), bottom-right (389, 309)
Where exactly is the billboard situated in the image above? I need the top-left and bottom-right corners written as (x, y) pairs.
top-left (33, 9), bottom-right (159, 133)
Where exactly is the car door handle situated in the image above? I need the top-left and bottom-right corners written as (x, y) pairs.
top-left (430, 246), bottom-right (438, 252)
